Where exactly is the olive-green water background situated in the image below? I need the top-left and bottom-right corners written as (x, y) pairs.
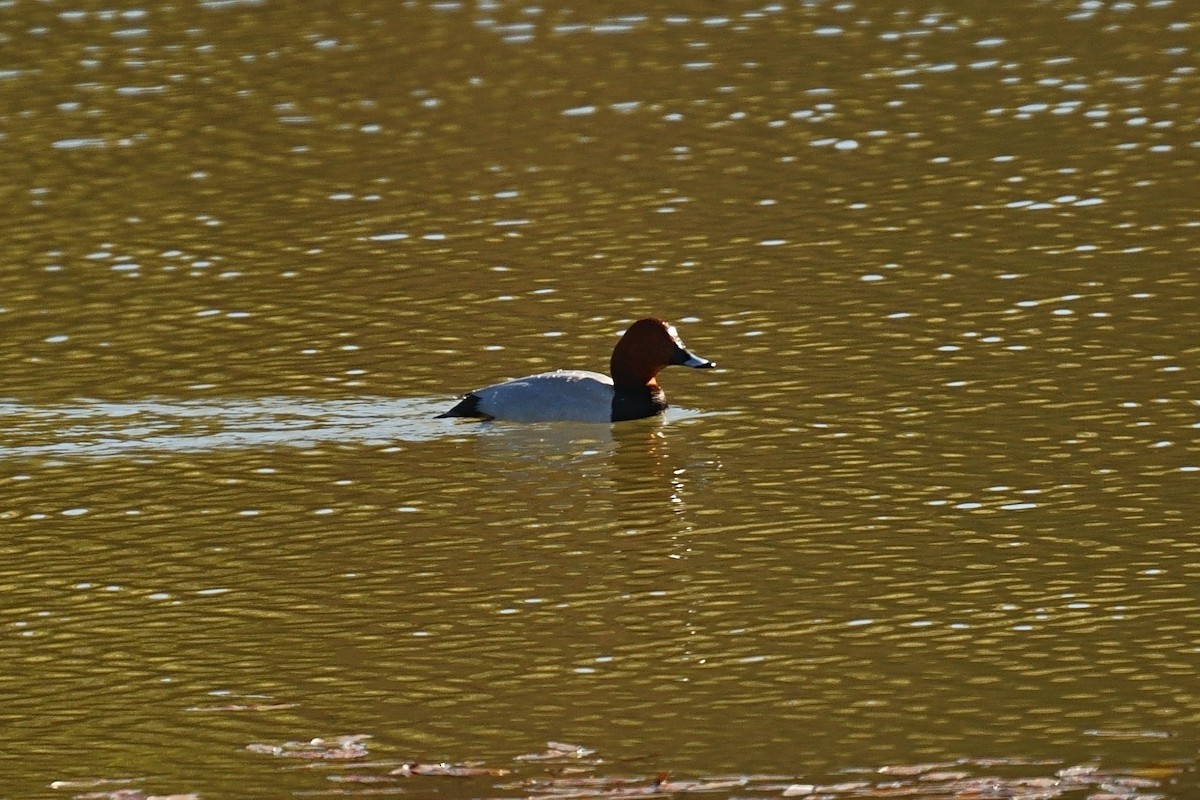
top-left (1, 2), bottom-right (1197, 798)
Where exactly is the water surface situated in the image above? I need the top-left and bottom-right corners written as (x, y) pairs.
top-left (1, 1), bottom-right (1197, 798)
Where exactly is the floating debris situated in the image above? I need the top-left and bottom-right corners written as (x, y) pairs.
top-left (246, 734), bottom-right (371, 760)
top-left (49, 779), bottom-right (199, 800)
top-left (515, 741), bottom-right (599, 762)
top-left (241, 739), bottom-right (1189, 800)
top-left (391, 763), bottom-right (510, 778)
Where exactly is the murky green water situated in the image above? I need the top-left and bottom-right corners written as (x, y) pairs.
top-left (2, 2), bottom-right (1197, 798)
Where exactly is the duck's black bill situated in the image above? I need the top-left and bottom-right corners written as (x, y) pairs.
top-left (672, 347), bottom-right (715, 369)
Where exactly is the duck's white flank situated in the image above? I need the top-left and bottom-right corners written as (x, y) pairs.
top-left (468, 370), bottom-right (616, 423)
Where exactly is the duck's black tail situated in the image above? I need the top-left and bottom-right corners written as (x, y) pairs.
top-left (435, 394), bottom-right (491, 420)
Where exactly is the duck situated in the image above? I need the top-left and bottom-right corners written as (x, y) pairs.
top-left (437, 317), bottom-right (714, 423)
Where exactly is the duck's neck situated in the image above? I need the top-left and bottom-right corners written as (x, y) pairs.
top-left (611, 383), bottom-right (667, 421)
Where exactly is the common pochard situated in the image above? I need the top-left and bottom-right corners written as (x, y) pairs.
top-left (437, 317), bottom-right (714, 423)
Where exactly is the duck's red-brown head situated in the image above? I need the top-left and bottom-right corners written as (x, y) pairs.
top-left (609, 318), bottom-right (714, 389)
